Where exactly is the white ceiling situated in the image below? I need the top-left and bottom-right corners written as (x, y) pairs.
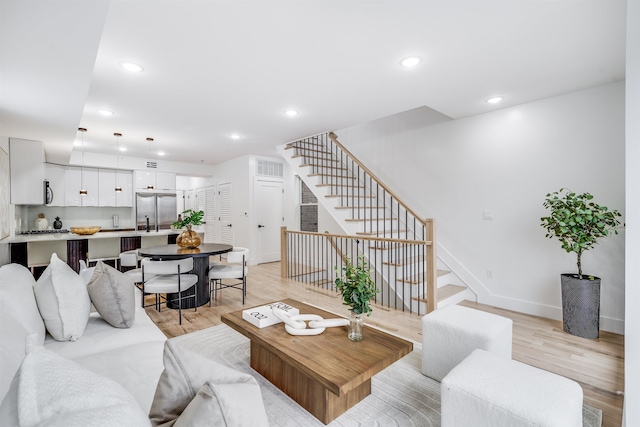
top-left (0, 1), bottom-right (627, 166)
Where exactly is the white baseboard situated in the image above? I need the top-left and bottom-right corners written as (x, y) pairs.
top-left (438, 243), bottom-right (624, 335)
top-left (471, 293), bottom-right (625, 335)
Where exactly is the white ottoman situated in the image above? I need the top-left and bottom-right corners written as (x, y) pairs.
top-left (422, 305), bottom-right (512, 381)
top-left (441, 349), bottom-right (583, 427)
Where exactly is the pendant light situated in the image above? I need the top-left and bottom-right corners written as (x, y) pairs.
top-left (146, 137), bottom-right (154, 190)
top-left (114, 132), bottom-right (122, 193)
top-left (78, 127), bottom-right (88, 196)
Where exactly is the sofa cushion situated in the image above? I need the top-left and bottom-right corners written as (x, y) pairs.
top-left (86, 261), bottom-right (136, 328)
top-left (44, 305), bottom-right (166, 360)
top-left (34, 253), bottom-right (91, 341)
top-left (0, 346), bottom-right (150, 426)
top-left (72, 340), bottom-right (167, 414)
top-left (149, 340), bottom-right (268, 427)
top-left (0, 264), bottom-right (46, 344)
top-left (0, 264), bottom-right (47, 401)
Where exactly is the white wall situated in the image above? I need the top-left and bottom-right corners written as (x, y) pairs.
top-left (624, 1), bottom-right (639, 424)
top-left (337, 82), bottom-right (626, 333)
top-left (0, 137), bottom-right (10, 265)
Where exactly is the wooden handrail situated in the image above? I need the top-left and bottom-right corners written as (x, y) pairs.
top-left (286, 229), bottom-right (432, 245)
top-left (328, 132), bottom-right (426, 226)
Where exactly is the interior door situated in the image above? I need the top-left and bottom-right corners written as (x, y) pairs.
top-left (256, 179), bottom-right (283, 264)
top-left (202, 186), bottom-right (219, 243)
top-left (218, 182), bottom-right (232, 245)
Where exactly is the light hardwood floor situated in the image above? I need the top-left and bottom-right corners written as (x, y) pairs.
top-left (146, 261), bottom-right (624, 427)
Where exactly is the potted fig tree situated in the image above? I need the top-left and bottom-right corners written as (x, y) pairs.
top-left (334, 255), bottom-right (378, 341)
top-left (540, 188), bottom-right (622, 339)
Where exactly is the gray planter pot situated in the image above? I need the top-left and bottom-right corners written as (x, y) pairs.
top-left (560, 273), bottom-right (601, 339)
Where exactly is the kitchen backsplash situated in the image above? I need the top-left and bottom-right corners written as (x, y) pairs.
top-left (15, 206), bottom-right (134, 233)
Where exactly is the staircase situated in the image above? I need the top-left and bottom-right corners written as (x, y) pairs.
top-left (278, 132), bottom-right (467, 313)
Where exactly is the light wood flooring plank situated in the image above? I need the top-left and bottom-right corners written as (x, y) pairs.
top-left (145, 261), bottom-right (624, 427)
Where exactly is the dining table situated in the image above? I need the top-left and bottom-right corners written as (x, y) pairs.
top-left (138, 243), bottom-right (233, 309)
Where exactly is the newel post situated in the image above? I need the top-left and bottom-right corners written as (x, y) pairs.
top-left (425, 219), bottom-right (437, 314)
top-left (280, 226), bottom-right (288, 278)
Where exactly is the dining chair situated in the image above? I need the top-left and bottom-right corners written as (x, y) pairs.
top-left (119, 250), bottom-right (144, 288)
top-left (141, 258), bottom-right (198, 325)
top-left (208, 247), bottom-right (249, 305)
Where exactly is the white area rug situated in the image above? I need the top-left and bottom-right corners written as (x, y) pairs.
top-left (169, 324), bottom-right (602, 427)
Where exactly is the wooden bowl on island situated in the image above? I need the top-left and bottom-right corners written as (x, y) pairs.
top-left (70, 226), bottom-right (101, 235)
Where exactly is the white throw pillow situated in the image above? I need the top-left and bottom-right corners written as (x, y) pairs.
top-left (34, 253), bottom-right (91, 341)
top-left (149, 340), bottom-right (268, 427)
top-left (86, 261), bottom-right (136, 328)
top-left (0, 346), bottom-right (151, 426)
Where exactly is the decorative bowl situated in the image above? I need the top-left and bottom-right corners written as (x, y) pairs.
top-left (70, 226), bottom-right (102, 235)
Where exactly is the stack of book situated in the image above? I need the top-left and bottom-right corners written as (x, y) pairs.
top-left (242, 301), bottom-right (300, 328)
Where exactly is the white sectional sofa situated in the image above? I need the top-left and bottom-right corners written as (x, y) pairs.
top-left (0, 258), bottom-right (269, 427)
top-left (0, 261), bottom-right (167, 418)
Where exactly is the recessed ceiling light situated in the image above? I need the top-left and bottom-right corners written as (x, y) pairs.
top-left (284, 110), bottom-right (299, 117)
top-left (98, 109), bottom-right (114, 116)
top-left (120, 62), bottom-right (144, 72)
top-left (486, 96), bottom-right (504, 104)
top-left (400, 56), bottom-right (421, 67)
top-left (157, 151), bottom-right (165, 156)
top-left (231, 134), bottom-right (241, 140)
top-left (119, 146), bottom-right (127, 152)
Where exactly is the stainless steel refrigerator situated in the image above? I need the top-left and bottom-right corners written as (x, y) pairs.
top-left (136, 193), bottom-right (178, 231)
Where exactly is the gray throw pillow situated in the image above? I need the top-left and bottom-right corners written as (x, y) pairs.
top-left (149, 340), bottom-right (268, 427)
top-left (86, 261), bottom-right (135, 328)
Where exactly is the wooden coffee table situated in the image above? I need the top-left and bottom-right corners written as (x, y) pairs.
top-left (221, 299), bottom-right (413, 424)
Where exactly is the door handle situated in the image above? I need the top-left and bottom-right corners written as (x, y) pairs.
top-left (258, 224), bottom-right (265, 228)
top-left (226, 224), bottom-right (232, 227)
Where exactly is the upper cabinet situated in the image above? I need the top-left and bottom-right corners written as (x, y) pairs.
top-left (98, 169), bottom-right (133, 207)
top-left (134, 170), bottom-right (176, 191)
top-left (9, 138), bottom-right (45, 205)
top-left (44, 163), bottom-right (66, 207)
top-left (64, 166), bottom-right (99, 207)
top-left (115, 170), bottom-right (133, 206)
top-left (156, 171), bottom-right (176, 191)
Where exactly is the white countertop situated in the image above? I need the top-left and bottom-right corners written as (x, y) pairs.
top-left (8, 229), bottom-right (181, 243)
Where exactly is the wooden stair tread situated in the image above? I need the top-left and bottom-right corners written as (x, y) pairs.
top-left (356, 229), bottom-right (408, 236)
top-left (293, 155), bottom-right (339, 162)
top-left (395, 269), bottom-right (449, 283)
top-left (345, 217), bottom-right (397, 222)
top-left (286, 147), bottom-right (332, 155)
top-left (326, 194), bottom-right (376, 198)
top-left (300, 164), bottom-right (349, 171)
top-left (322, 185), bottom-right (365, 189)
top-left (309, 173), bottom-right (356, 179)
top-left (334, 204), bottom-right (384, 208)
top-left (412, 284), bottom-right (467, 303)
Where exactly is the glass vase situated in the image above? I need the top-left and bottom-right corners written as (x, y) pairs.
top-left (348, 312), bottom-right (364, 341)
top-left (176, 228), bottom-right (201, 249)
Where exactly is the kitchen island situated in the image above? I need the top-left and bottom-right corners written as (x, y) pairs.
top-left (8, 229), bottom-right (194, 276)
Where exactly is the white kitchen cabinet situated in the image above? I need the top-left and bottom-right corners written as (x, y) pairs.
top-left (134, 169), bottom-right (175, 191)
top-left (44, 163), bottom-right (66, 207)
top-left (9, 138), bottom-right (45, 205)
top-left (134, 169), bottom-right (156, 190)
top-left (65, 166), bottom-right (99, 206)
top-left (156, 171), bottom-right (176, 191)
top-left (98, 169), bottom-right (116, 207)
top-left (115, 170), bottom-right (133, 206)
top-left (99, 169), bottom-right (133, 207)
